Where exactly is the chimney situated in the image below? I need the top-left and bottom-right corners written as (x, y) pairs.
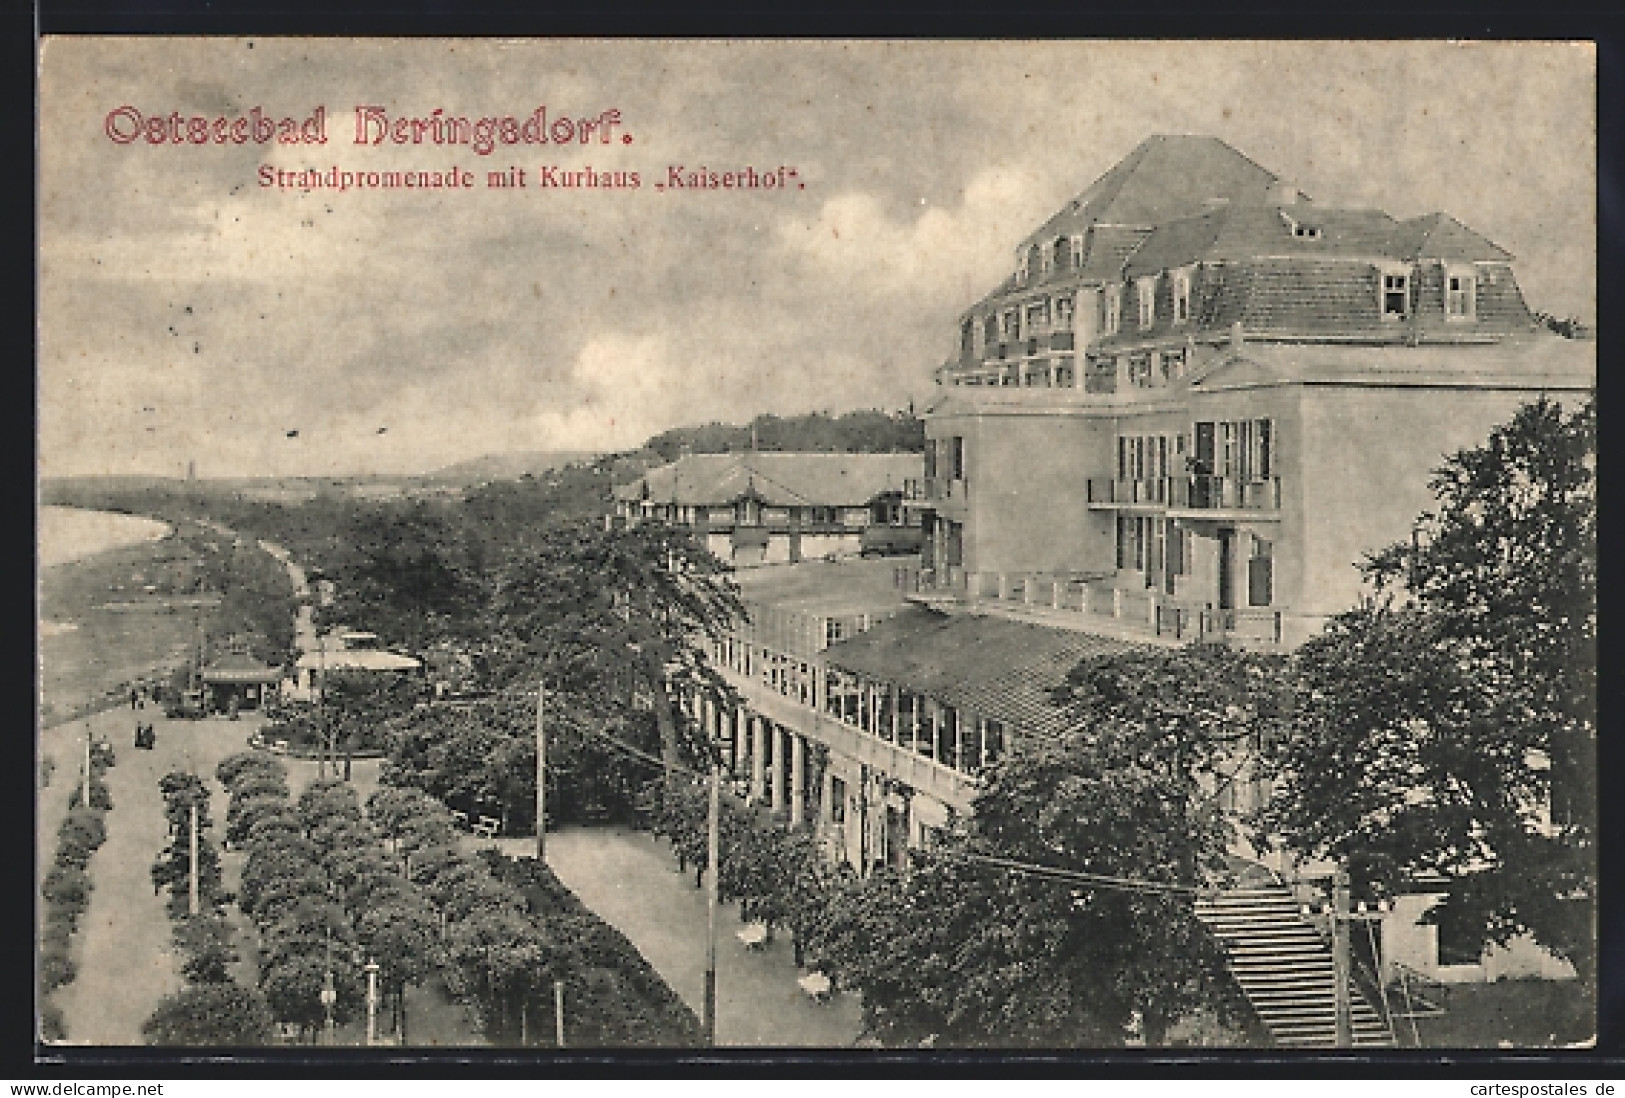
top-left (1230, 321), bottom-right (1244, 351)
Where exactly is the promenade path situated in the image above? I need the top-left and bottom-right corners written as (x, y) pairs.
top-left (42, 702), bottom-right (386, 1045)
top-left (518, 826), bottom-right (865, 1047)
top-left (45, 707), bottom-right (259, 1043)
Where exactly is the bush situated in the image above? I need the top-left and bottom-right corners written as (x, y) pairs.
top-left (173, 914), bottom-right (238, 984)
top-left (40, 946), bottom-right (77, 993)
top-left (39, 1002), bottom-right (67, 1042)
top-left (216, 751), bottom-right (287, 794)
top-left (42, 864), bottom-right (92, 918)
top-left (142, 981), bottom-right (275, 1046)
top-left (56, 808), bottom-right (108, 868)
top-left (67, 776), bottom-right (112, 812)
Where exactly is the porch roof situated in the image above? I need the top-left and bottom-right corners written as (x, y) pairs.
top-left (822, 606), bottom-right (1144, 737)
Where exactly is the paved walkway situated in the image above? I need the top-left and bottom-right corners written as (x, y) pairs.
top-left (41, 702), bottom-right (386, 1045)
top-left (45, 707), bottom-right (259, 1043)
top-left (536, 826), bottom-right (865, 1047)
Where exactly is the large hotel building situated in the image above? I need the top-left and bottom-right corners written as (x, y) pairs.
top-left (649, 136), bottom-right (1591, 1042)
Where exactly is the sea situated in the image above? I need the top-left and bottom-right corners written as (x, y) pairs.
top-left (38, 505), bottom-right (171, 570)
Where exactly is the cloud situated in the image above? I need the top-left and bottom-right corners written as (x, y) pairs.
top-left (775, 166), bottom-right (1055, 309)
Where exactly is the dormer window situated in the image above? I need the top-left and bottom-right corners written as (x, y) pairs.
top-left (1104, 285), bottom-right (1122, 336)
top-left (1382, 271), bottom-right (1411, 319)
top-left (1027, 243), bottom-right (1044, 281)
top-left (1172, 269), bottom-right (1191, 324)
top-left (1053, 237), bottom-right (1070, 271)
top-left (1070, 234), bottom-right (1084, 269)
top-left (1281, 211), bottom-right (1322, 240)
top-left (1002, 309), bottom-right (1020, 340)
top-left (1136, 275), bottom-right (1157, 330)
top-left (1445, 267), bottom-right (1477, 320)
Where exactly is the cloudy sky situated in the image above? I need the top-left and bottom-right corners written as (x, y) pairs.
top-left (39, 39), bottom-right (1595, 478)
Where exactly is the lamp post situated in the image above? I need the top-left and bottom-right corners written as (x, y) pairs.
top-left (535, 680), bottom-right (546, 862)
top-left (364, 960), bottom-right (380, 1046)
top-left (319, 968), bottom-right (337, 1046)
top-left (320, 933), bottom-right (337, 1045)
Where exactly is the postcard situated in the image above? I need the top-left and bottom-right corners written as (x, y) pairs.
top-left (36, 38), bottom-right (1596, 1057)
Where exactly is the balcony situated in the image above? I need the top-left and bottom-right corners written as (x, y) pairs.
top-left (1087, 475), bottom-right (1282, 514)
top-left (900, 566), bottom-right (1293, 651)
top-left (901, 477), bottom-right (967, 506)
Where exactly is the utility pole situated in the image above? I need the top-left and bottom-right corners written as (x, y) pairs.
top-left (534, 681), bottom-right (546, 862)
top-left (553, 979), bottom-right (565, 1047)
top-left (1331, 865), bottom-right (1352, 1049)
top-left (188, 801), bottom-right (200, 916)
top-left (703, 759), bottom-right (720, 1045)
top-left (81, 720), bottom-right (91, 806)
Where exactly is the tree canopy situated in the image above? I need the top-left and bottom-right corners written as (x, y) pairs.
top-left (1260, 397), bottom-right (1596, 984)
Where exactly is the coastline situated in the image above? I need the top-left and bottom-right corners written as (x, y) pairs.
top-left (39, 505), bottom-right (172, 570)
top-left (38, 507), bottom-right (189, 730)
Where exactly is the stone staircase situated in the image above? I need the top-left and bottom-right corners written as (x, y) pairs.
top-left (1196, 885), bottom-right (1397, 1049)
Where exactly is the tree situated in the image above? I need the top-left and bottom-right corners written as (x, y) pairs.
top-left (142, 981), bottom-right (275, 1046)
top-left (1261, 397), bottom-right (1596, 986)
top-left (488, 522), bottom-right (746, 785)
top-left (810, 647), bottom-right (1267, 1048)
top-left (172, 914), bottom-right (238, 984)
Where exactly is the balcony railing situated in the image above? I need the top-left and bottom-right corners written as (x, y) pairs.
top-left (903, 477), bottom-right (966, 504)
top-left (1086, 475), bottom-right (1282, 511)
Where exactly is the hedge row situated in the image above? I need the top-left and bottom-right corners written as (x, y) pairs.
top-left (142, 769), bottom-right (275, 1046)
top-left (39, 741), bottom-right (116, 1040)
top-left (368, 785), bottom-right (704, 1046)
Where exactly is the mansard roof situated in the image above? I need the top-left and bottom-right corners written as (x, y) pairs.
top-left (1122, 205), bottom-right (1512, 278)
top-left (1026, 135), bottom-right (1290, 246)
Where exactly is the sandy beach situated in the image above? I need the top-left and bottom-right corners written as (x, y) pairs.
top-left (39, 506), bottom-right (171, 570)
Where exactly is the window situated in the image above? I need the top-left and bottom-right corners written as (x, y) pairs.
top-left (1026, 299), bottom-right (1050, 332)
top-left (830, 777), bottom-right (847, 824)
top-left (982, 719), bottom-right (1005, 769)
top-left (1446, 270), bottom-right (1476, 319)
top-left (1053, 237), bottom-right (1070, 271)
top-left (983, 314), bottom-right (999, 349)
top-left (1136, 276), bottom-right (1157, 329)
top-left (1104, 285), bottom-right (1121, 335)
top-left (1382, 271), bottom-right (1410, 319)
top-left (1027, 243), bottom-right (1043, 281)
top-left (1172, 269), bottom-right (1191, 324)
top-left (1055, 295), bottom-right (1074, 331)
top-left (1055, 362), bottom-right (1074, 387)
top-left (1248, 538), bottom-right (1273, 607)
top-left (1070, 235), bottom-right (1084, 269)
top-left (1002, 309), bottom-right (1020, 340)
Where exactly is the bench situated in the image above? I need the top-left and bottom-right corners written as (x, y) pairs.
top-left (472, 816), bottom-right (500, 840)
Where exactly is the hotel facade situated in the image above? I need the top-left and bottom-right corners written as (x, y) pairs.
top-left (656, 137), bottom-right (1590, 1040)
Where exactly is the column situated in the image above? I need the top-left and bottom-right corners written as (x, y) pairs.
top-left (789, 734), bottom-right (806, 828)
top-left (750, 715), bottom-right (766, 803)
top-left (771, 724), bottom-right (787, 812)
top-left (889, 684), bottom-right (900, 744)
top-left (734, 707), bottom-right (747, 779)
